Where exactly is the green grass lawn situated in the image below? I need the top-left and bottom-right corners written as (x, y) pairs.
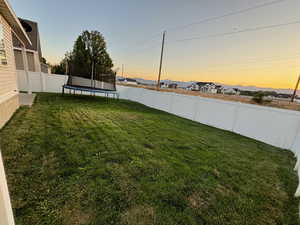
top-left (0, 93), bottom-right (298, 225)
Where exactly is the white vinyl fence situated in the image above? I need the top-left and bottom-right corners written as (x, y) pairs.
top-left (17, 70), bottom-right (300, 197)
top-left (118, 85), bottom-right (300, 152)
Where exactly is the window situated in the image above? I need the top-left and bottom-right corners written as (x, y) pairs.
top-left (0, 25), bottom-right (7, 65)
top-left (26, 52), bottom-right (35, 72)
top-left (14, 49), bottom-right (24, 70)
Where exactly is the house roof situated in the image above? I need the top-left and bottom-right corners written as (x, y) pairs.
top-left (0, 0), bottom-right (31, 46)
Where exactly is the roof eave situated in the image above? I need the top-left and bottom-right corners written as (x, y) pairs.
top-left (0, 0), bottom-right (31, 46)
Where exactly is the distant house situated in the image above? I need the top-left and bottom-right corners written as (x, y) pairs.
top-left (215, 85), bottom-right (223, 94)
top-left (160, 82), bottom-right (178, 89)
top-left (188, 82), bottom-right (221, 94)
top-left (160, 82), bottom-right (168, 88)
top-left (12, 18), bottom-right (49, 73)
top-left (168, 83), bottom-right (178, 89)
top-left (118, 77), bottom-right (138, 85)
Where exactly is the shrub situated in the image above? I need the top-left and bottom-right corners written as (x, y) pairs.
top-left (252, 91), bottom-right (272, 104)
top-left (252, 92), bottom-right (266, 104)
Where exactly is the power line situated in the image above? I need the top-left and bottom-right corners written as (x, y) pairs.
top-left (202, 54), bottom-right (300, 69)
top-left (167, 0), bottom-right (290, 32)
top-left (125, 0), bottom-right (291, 56)
top-left (176, 20), bottom-right (300, 42)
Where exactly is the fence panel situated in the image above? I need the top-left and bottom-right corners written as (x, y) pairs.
top-left (45, 74), bottom-right (68, 93)
top-left (195, 98), bottom-right (237, 131)
top-left (28, 72), bottom-right (43, 92)
top-left (234, 104), bottom-right (300, 149)
top-left (170, 94), bottom-right (197, 120)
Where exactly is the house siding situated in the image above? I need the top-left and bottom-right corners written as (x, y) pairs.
top-left (0, 93), bottom-right (18, 128)
top-left (0, 14), bottom-right (19, 129)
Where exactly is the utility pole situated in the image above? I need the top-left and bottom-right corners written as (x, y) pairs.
top-left (157, 31), bottom-right (166, 90)
top-left (122, 64), bottom-right (124, 77)
top-left (291, 74), bottom-right (300, 102)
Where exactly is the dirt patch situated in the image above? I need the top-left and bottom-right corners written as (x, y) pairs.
top-left (121, 205), bottom-right (156, 225)
top-left (188, 192), bottom-right (209, 209)
top-left (215, 184), bottom-right (233, 197)
top-left (62, 207), bottom-right (95, 225)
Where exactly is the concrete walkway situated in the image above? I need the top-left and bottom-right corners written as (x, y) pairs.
top-left (19, 93), bottom-right (36, 107)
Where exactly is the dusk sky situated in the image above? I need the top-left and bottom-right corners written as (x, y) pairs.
top-left (9, 0), bottom-right (300, 89)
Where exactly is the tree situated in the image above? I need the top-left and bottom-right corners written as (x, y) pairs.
top-left (70, 30), bottom-right (113, 78)
top-left (50, 52), bottom-right (72, 75)
top-left (51, 64), bottom-right (65, 75)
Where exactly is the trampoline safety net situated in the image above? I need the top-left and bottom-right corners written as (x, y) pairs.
top-left (66, 62), bottom-right (117, 91)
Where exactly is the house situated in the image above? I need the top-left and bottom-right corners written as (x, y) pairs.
top-left (0, 0), bottom-right (33, 224)
top-left (160, 82), bottom-right (169, 88)
top-left (168, 83), bottom-right (178, 89)
top-left (189, 82), bottom-right (221, 94)
top-left (0, 0), bottom-right (32, 128)
top-left (215, 85), bottom-right (224, 94)
top-left (12, 18), bottom-right (48, 73)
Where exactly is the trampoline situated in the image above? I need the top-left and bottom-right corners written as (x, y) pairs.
top-left (62, 66), bottom-right (119, 99)
top-left (62, 84), bottom-right (119, 99)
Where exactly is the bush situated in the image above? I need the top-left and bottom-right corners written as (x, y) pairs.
top-left (252, 92), bottom-right (272, 104)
